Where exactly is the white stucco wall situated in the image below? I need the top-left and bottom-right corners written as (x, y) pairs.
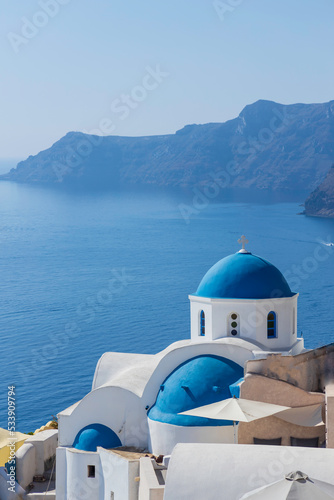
top-left (56, 447), bottom-right (139, 500)
top-left (147, 419), bottom-right (235, 455)
top-left (25, 430), bottom-right (58, 475)
top-left (58, 386), bottom-right (148, 449)
top-left (64, 448), bottom-right (103, 500)
top-left (15, 443), bottom-right (36, 489)
top-left (11, 430), bottom-right (58, 492)
top-left (190, 294), bottom-right (299, 350)
top-left (164, 443), bottom-right (334, 500)
top-left (99, 448), bottom-right (139, 500)
top-left (138, 458), bottom-right (165, 500)
top-left (0, 466), bottom-right (25, 500)
top-left (56, 447), bottom-right (67, 500)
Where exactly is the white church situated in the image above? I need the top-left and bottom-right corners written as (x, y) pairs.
top-left (56, 237), bottom-right (307, 499)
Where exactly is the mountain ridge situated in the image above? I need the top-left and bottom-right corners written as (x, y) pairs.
top-left (2, 99), bottom-right (334, 198)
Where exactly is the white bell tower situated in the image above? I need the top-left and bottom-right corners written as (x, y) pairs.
top-left (189, 237), bottom-right (303, 353)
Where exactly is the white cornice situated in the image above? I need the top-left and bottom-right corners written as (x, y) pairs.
top-left (188, 294), bottom-right (299, 304)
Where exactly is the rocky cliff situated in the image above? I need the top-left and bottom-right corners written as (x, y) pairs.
top-left (2, 99), bottom-right (334, 198)
top-left (304, 165), bottom-right (334, 217)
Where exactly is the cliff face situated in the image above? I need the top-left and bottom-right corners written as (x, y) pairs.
top-left (2, 99), bottom-right (334, 196)
top-left (304, 165), bottom-right (334, 218)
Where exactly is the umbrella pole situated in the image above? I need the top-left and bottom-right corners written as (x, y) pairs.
top-left (233, 421), bottom-right (236, 444)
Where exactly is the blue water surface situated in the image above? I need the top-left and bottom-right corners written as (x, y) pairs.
top-left (0, 181), bottom-right (333, 431)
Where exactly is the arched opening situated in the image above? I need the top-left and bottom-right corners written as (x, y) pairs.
top-left (200, 310), bottom-right (205, 336)
top-left (267, 311), bottom-right (277, 338)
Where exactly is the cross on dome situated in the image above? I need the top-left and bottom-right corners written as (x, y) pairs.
top-left (238, 235), bottom-right (250, 254)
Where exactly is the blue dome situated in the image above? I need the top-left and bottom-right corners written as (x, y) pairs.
top-left (73, 423), bottom-right (121, 451)
top-left (195, 252), bottom-right (294, 299)
top-left (148, 355), bottom-right (243, 427)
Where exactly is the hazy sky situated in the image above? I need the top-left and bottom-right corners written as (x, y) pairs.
top-left (2, 0), bottom-right (334, 159)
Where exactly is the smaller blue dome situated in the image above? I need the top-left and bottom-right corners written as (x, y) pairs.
top-left (73, 424), bottom-right (121, 452)
top-left (148, 355), bottom-right (243, 426)
top-left (195, 252), bottom-right (294, 299)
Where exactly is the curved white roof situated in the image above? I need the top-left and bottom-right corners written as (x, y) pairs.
top-left (164, 443), bottom-right (334, 500)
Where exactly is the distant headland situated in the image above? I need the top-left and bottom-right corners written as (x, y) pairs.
top-left (2, 99), bottom-right (334, 214)
top-left (304, 164), bottom-right (334, 218)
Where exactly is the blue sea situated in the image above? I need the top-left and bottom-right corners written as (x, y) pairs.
top-left (0, 180), bottom-right (334, 432)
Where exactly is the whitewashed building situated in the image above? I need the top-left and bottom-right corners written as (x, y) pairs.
top-left (56, 238), bottom-right (305, 499)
